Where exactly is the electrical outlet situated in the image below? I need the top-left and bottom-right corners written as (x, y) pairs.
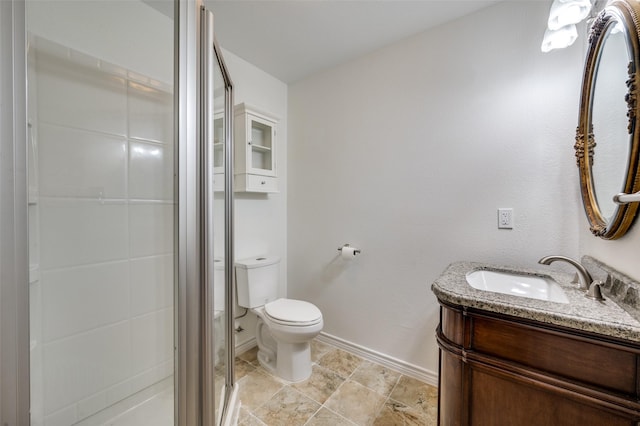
top-left (498, 208), bottom-right (513, 229)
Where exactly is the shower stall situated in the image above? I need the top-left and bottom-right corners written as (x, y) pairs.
top-left (1, 0), bottom-right (236, 424)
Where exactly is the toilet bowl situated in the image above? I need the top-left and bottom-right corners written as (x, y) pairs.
top-left (252, 299), bottom-right (323, 382)
top-left (235, 257), bottom-right (323, 382)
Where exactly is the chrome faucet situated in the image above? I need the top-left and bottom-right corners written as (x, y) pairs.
top-left (538, 255), bottom-right (605, 301)
top-left (538, 255), bottom-right (592, 290)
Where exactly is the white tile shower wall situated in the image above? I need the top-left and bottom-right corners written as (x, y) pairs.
top-left (32, 43), bottom-right (174, 424)
top-left (41, 262), bottom-right (130, 342)
top-left (38, 125), bottom-right (127, 199)
top-left (128, 82), bottom-right (174, 144)
top-left (26, 0), bottom-right (173, 86)
top-left (128, 141), bottom-right (174, 201)
top-left (129, 203), bottom-right (175, 257)
top-left (129, 255), bottom-right (173, 317)
top-left (39, 199), bottom-right (129, 269)
top-left (35, 52), bottom-right (128, 136)
top-left (42, 322), bottom-right (132, 414)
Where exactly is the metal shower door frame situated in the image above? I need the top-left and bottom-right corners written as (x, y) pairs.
top-left (177, 1), bottom-right (235, 425)
top-left (0, 0), bottom-right (29, 422)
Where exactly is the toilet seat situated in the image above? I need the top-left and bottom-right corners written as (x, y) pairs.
top-left (264, 298), bottom-right (322, 326)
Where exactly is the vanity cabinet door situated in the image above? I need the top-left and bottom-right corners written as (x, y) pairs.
top-left (468, 367), bottom-right (633, 426)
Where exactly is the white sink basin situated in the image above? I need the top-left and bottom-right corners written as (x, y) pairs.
top-left (466, 269), bottom-right (569, 304)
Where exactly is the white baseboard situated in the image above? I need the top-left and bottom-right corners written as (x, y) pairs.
top-left (236, 332), bottom-right (438, 386)
top-left (316, 332), bottom-right (439, 387)
top-left (234, 333), bottom-right (438, 387)
top-left (235, 337), bottom-right (257, 356)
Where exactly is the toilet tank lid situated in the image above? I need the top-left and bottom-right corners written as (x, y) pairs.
top-left (235, 256), bottom-right (280, 269)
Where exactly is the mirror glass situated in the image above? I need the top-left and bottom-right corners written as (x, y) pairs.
top-left (576, 0), bottom-right (640, 240)
top-left (591, 23), bottom-right (630, 221)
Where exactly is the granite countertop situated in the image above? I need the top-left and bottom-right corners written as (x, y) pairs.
top-left (431, 261), bottom-right (640, 343)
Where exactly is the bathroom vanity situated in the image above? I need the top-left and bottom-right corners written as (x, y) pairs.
top-left (432, 260), bottom-right (640, 426)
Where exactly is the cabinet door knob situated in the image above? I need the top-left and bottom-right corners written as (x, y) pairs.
top-left (261, 181), bottom-right (266, 185)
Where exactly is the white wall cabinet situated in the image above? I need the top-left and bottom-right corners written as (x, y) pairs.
top-left (234, 103), bottom-right (279, 192)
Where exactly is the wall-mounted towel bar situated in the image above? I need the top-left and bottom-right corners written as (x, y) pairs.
top-left (613, 191), bottom-right (640, 204)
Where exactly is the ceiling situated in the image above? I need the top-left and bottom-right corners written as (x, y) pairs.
top-left (205, 0), bottom-right (504, 83)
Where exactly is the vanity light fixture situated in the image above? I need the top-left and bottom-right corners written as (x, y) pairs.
top-left (541, 0), bottom-right (592, 52)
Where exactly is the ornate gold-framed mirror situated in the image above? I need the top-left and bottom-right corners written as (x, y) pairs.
top-left (576, 0), bottom-right (640, 239)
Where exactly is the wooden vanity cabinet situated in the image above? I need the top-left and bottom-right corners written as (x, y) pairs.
top-left (437, 301), bottom-right (640, 425)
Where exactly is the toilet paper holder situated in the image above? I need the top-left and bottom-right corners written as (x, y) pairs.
top-left (337, 244), bottom-right (361, 255)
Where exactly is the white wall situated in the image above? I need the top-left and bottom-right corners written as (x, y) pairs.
top-left (221, 49), bottom-right (289, 348)
top-left (580, 219), bottom-right (640, 280)
top-left (288, 1), bottom-right (583, 375)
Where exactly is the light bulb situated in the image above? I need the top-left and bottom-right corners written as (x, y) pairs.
top-left (541, 24), bottom-right (579, 53)
top-left (548, 0), bottom-right (592, 30)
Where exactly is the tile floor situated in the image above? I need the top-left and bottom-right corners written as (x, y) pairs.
top-left (235, 339), bottom-right (438, 425)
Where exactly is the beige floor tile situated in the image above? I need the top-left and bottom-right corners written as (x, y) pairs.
top-left (215, 375), bottom-right (226, 421)
top-left (292, 364), bottom-right (345, 404)
top-left (235, 359), bottom-right (256, 381)
top-left (214, 361), bottom-right (227, 377)
top-left (310, 339), bottom-right (334, 362)
top-left (238, 346), bottom-right (259, 366)
top-left (236, 342), bottom-right (438, 426)
top-left (389, 376), bottom-right (438, 419)
top-left (254, 387), bottom-right (320, 426)
top-left (214, 374), bottom-right (225, 394)
top-left (350, 360), bottom-right (401, 397)
top-left (305, 407), bottom-right (356, 426)
top-left (317, 349), bottom-right (363, 379)
top-left (254, 365), bottom-right (292, 386)
top-left (373, 399), bottom-right (433, 426)
top-left (237, 370), bottom-right (284, 411)
top-left (324, 380), bottom-right (386, 425)
top-left (238, 407), bottom-right (267, 426)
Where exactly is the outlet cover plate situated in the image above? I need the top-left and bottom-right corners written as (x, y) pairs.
top-left (498, 208), bottom-right (513, 229)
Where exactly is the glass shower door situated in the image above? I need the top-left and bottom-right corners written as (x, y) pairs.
top-left (205, 8), bottom-right (236, 421)
top-left (26, 1), bottom-right (176, 424)
top-left (212, 58), bottom-right (228, 423)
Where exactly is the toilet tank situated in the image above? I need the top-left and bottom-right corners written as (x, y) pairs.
top-left (235, 256), bottom-right (280, 308)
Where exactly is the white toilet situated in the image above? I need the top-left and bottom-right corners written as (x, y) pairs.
top-left (235, 256), bottom-right (323, 382)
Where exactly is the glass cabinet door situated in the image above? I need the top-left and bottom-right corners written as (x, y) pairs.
top-left (248, 114), bottom-right (275, 176)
